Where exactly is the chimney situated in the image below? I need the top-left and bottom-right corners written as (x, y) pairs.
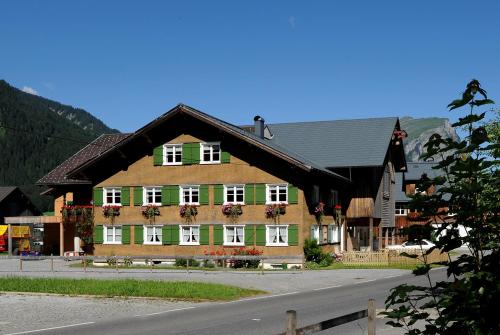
top-left (254, 115), bottom-right (265, 138)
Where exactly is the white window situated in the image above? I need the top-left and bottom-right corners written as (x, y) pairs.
top-left (266, 225), bottom-right (288, 246)
top-left (224, 185), bottom-right (244, 204)
top-left (224, 225), bottom-right (244, 246)
top-left (143, 187), bottom-right (162, 205)
top-left (104, 225), bottom-right (122, 244)
top-left (200, 142), bottom-right (221, 164)
top-left (180, 225), bottom-right (200, 245)
top-left (395, 204), bottom-right (407, 216)
top-left (180, 185), bottom-right (200, 205)
top-left (144, 225), bottom-right (162, 245)
top-left (104, 188), bottom-right (121, 205)
top-left (266, 184), bottom-right (288, 204)
top-left (328, 224), bottom-right (341, 243)
top-left (311, 225), bottom-right (320, 241)
top-left (164, 144), bottom-right (182, 165)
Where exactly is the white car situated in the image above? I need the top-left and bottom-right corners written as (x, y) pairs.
top-left (386, 239), bottom-right (436, 251)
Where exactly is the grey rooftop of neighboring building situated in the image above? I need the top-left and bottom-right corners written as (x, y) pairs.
top-left (267, 117), bottom-right (399, 168)
top-left (395, 162), bottom-right (442, 202)
top-left (0, 186), bottom-right (17, 203)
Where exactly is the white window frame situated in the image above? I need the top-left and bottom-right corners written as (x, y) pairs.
top-left (223, 225), bottom-right (245, 246)
top-left (143, 186), bottom-right (162, 205)
top-left (224, 184), bottom-right (245, 205)
top-left (103, 187), bottom-right (122, 206)
top-left (395, 203), bottom-right (407, 216)
top-left (311, 225), bottom-right (320, 241)
top-left (266, 184), bottom-right (288, 204)
top-left (266, 225), bottom-right (289, 246)
top-left (103, 225), bottom-right (122, 244)
top-left (163, 144), bottom-right (183, 165)
top-left (143, 225), bottom-right (163, 245)
top-left (179, 185), bottom-right (200, 205)
top-left (179, 225), bottom-right (200, 245)
top-left (200, 142), bottom-right (221, 164)
top-left (328, 224), bottom-right (341, 243)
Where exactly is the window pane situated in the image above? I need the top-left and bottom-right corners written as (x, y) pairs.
top-left (236, 187), bottom-right (244, 202)
top-left (279, 226), bottom-right (287, 243)
top-left (269, 227), bottom-right (277, 243)
top-left (191, 188), bottom-right (199, 203)
top-left (270, 188), bottom-right (277, 202)
top-left (192, 227), bottom-right (199, 242)
top-left (227, 227), bottom-right (235, 242)
top-left (236, 227), bottom-right (243, 242)
top-left (182, 227), bottom-right (190, 242)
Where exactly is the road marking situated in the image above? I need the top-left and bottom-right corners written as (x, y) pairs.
top-left (4, 322), bottom-right (95, 335)
top-left (313, 285), bottom-right (341, 291)
top-left (251, 318), bottom-right (261, 321)
top-left (220, 291), bottom-right (301, 305)
top-left (359, 279), bottom-right (377, 283)
top-left (134, 306), bottom-right (196, 317)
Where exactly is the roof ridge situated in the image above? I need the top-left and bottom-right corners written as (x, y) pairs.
top-left (267, 116), bottom-right (399, 126)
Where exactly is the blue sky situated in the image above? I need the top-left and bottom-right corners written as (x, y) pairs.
top-left (1, 1), bottom-right (499, 132)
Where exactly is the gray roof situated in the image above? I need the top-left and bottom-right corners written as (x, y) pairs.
top-left (395, 162), bottom-right (442, 202)
top-left (0, 186), bottom-right (17, 202)
top-left (37, 134), bottom-right (131, 185)
top-left (405, 162), bottom-right (441, 180)
top-left (267, 117), bottom-right (399, 168)
top-left (67, 104), bottom-right (351, 183)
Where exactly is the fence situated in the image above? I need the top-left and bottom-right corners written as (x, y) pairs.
top-left (280, 299), bottom-right (376, 335)
top-left (341, 249), bottom-right (448, 266)
top-left (0, 254), bottom-right (305, 273)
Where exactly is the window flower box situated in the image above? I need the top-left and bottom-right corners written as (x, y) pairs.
top-left (180, 204), bottom-right (198, 223)
top-left (102, 205), bottom-right (121, 219)
top-left (141, 205), bottom-right (161, 222)
top-left (265, 204), bottom-right (286, 223)
top-left (222, 204), bottom-right (243, 222)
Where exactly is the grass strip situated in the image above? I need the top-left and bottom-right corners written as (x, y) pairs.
top-left (317, 263), bottom-right (444, 270)
top-left (0, 276), bottom-right (264, 301)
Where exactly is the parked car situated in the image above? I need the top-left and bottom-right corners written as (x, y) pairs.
top-left (386, 239), bottom-right (436, 250)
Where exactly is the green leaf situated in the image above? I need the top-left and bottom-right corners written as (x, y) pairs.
top-left (412, 264), bottom-right (431, 276)
top-left (471, 99), bottom-right (494, 106)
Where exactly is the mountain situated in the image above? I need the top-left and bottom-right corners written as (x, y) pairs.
top-left (0, 80), bottom-right (118, 211)
top-left (400, 117), bottom-right (459, 162)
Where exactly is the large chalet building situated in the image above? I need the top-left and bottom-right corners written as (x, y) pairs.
top-left (37, 104), bottom-right (407, 258)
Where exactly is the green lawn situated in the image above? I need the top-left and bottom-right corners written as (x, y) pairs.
top-left (0, 277), bottom-right (264, 301)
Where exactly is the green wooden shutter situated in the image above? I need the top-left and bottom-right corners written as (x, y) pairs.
top-left (213, 225), bottom-right (223, 245)
top-left (170, 185), bottom-right (180, 205)
top-left (288, 225), bottom-right (299, 246)
top-left (134, 225), bottom-right (143, 245)
top-left (161, 186), bottom-right (170, 206)
top-left (121, 187), bottom-right (130, 206)
top-left (255, 184), bottom-right (266, 205)
top-left (213, 184), bottom-right (224, 205)
top-left (122, 225), bottom-right (130, 244)
top-left (200, 225), bottom-right (209, 245)
top-left (221, 150), bottom-right (230, 164)
top-left (182, 143), bottom-right (192, 165)
top-left (244, 184), bottom-right (255, 205)
top-left (191, 143), bottom-right (200, 164)
top-left (245, 225), bottom-right (255, 245)
top-left (256, 225), bottom-right (266, 246)
top-left (162, 225), bottom-right (171, 245)
top-left (93, 188), bottom-right (103, 206)
top-left (288, 185), bottom-right (298, 204)
top-left (134, 187), bottom-right (143, 206)
top-left (93, 225), bottom-right (103, 244)
top-left (153, 145), bottom-right (164, 166)
top-left (199, 185), bottom-right (209, 205)
top-left (171, 225), bottom-right (180, 245)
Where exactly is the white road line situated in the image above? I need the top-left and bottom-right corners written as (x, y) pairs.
top-left (4, 322), bottom-right (95, 335)
top-left (220, 291), bottom-right (301, 304)
top-left (359, 279), bottom-right (377, 283)
top-left (134, 306), bottom-right (196, 317)
top-left (313, 285), bottom-right (341, 291)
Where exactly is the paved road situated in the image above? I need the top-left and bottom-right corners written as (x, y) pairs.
top-left (3, 268), bottom-right (448, 335)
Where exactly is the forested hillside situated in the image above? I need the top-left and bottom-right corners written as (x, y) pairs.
top-left (0, 80), bottom-right (118, 211)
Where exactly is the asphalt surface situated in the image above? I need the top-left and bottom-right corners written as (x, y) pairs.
top-left (2, 268), bottom-right (448, 335)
